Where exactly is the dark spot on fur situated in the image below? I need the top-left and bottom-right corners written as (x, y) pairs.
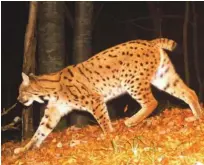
top-left (46, 123), bottom-right (52, 130)
top-left (108, 54), bottom-right (117, 58)
top-left (163, 83), bottom-right (170, 91)
top-left (119, 61), bottom-right (123, 65)
top-left (173, 79), bottom-right (179, 86)
top-left (102, 51), bottom-right (108, 54)
top-left (106, 65), bottom-right (111, 69)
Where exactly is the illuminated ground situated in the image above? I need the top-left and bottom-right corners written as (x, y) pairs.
top-left (2, 107), bottom-right (204, 165)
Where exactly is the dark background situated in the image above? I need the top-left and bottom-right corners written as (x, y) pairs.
top-left (1, 1), bottom-right (204, 142)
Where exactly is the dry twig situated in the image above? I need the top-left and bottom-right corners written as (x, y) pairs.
top-left (2, 116), bottom-right (21, 131)
top-left (1, 103), bottom-right (17, 116)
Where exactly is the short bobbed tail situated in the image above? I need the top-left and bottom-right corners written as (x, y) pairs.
top-left (151, 38), bottom-right (177, 51)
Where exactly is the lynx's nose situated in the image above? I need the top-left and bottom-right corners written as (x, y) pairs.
top-left (17, 96), bottom-right (27, 104)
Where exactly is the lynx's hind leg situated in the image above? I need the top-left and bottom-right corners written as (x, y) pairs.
top-left (14, 107), bottom-right (61, 154)
top-left (122, 75), bottom-right (158, 127)
top-left (125, 91), bottom-right (158, 127)
top-left (152, 50), bottom-right (202, 118)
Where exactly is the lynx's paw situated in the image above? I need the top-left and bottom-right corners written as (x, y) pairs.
top-left (124, 119), bottom-right (132, 128)
top-left (14, 147), bottom-right (25, 154)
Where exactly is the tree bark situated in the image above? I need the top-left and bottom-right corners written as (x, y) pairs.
top-left (147, 2), bottom-right (162, 37)
top-left (183, 2), bottom-right (190, 86)
top-left (71, 2), bottom-right (93, 126)
top-left (73, 1), bottom-right (93, 64)
top-left (192, 2), bottom-right (203, 100)
top-left (22, 1), bottom-right (38, 140)
top-left (38, 2), bottom-right (65, 74)
top-left (37, 2), bottom-right (66, 128)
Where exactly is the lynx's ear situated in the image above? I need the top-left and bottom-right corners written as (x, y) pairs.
top-left (22, 72), bottom-right (30, 86)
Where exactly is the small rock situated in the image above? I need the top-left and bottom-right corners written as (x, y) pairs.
top-left (57, 142), bottom-right (62, 148)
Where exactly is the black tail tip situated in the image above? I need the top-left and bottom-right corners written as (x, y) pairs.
top-left (165, 43), bottom-right (182, 55)
top-left (172, 43), bottom-right (182, 55)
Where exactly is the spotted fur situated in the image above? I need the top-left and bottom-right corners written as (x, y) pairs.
top-left (14, 38), bottom-right (202, 154)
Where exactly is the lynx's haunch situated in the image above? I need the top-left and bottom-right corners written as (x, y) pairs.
top-left (14, 38), bottom-right (202, 154)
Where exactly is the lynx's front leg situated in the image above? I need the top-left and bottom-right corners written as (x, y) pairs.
top-left (14, 107), bottom-right (61, 154)
top-left (90, 94), bottom-right (114, 133)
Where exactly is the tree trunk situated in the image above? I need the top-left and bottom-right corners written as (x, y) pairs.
top-left (147, 2), bottom-right (162, 37)
top-left (73, 1), bottom-right (93, 63)
top-left (183, 2), bottom-right (190, 86)
top-left (22, 1), bottom-right (37, 140)
top-left (192, 2), bottom-right (203, 101)
top-left (38, 2), bottom-right (65, 74)
top-left (71, 2), bottom-right (93, 127)
top-left (37, 2), bottom-right (66, 129)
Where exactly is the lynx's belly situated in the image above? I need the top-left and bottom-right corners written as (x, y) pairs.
top-left (102, 86), bottom-right (126, 102)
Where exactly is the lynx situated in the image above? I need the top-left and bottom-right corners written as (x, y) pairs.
top-left (14, 38), bottom-right (202, 154)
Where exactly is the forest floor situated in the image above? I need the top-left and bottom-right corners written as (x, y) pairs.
top-left (2, 106), bottom-right (204, 165)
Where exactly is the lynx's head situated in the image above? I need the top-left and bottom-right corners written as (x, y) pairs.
top-left (18, 73), bottom-right (45, 106)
